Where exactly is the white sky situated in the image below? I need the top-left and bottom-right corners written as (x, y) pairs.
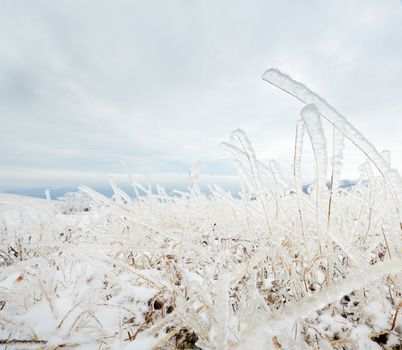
top-left (1, 0), bottom-right (402, 192)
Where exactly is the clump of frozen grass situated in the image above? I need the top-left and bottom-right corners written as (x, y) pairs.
top-left (0, 69), bottom-right (401, 349)
top-left (57, 191), bottom-right (94, 214)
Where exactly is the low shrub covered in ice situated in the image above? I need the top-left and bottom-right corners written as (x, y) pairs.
top-left (0, 69), bottom-right (401, 349)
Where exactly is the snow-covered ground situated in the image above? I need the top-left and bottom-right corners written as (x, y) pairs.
top-left (0, 70), bottom-right (401, 349)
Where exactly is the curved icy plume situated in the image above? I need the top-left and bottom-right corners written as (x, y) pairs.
top-left (301, 104), bottom-right (328, 225)
top-left (293, 119), bottom-right (305, 236)
top-left (230, 128), bottom-right (264, 194)
top-left (262, 68), bottom-right (402, 226)
top-left (220, 141), bottom-right (290, 190)
top-left (327, 120), bottom-right (346, 228)
top-left (220, 139), bottom-right (291, 190)
top-left (230, 128), bottom-right (272, 234)
top-left (330, 120), bottom-right (346, 191)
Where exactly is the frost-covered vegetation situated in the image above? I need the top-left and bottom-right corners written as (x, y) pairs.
top-left (0, 69), bottom-right (401, 349)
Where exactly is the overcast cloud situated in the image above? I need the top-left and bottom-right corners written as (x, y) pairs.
top-left (1, 0), bottom-right (402, 193)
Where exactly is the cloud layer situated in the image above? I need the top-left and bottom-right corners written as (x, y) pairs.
top-left (1, 0), bottom-right (402, 192)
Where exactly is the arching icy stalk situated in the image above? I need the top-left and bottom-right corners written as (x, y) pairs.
top-left (262, 68), bottom-right (402, 230)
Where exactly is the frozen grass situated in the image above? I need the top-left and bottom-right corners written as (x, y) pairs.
top-left (0, 69), bottom-right (401, 349)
